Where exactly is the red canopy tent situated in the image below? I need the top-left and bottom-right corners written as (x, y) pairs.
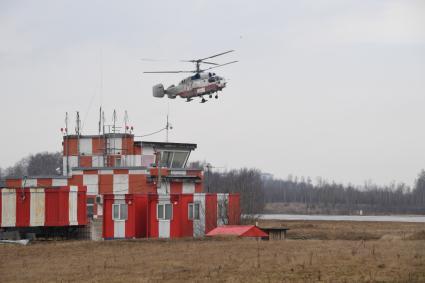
top-left (206, 225), bottom-right (268, 238)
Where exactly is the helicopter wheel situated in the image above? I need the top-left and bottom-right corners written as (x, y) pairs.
top-left (215, 95), bottom-right (218, 99)
top-left (201, 98), bottom-right (207, 103)
top-left (209, 94), bottom-right (212, 98)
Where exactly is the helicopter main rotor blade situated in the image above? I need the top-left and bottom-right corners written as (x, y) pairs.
top-left (202, 61), bottom-right (220, 65)
top-left (180, 60), bottom-right (219, 65)
top-left (181, 50), bottom-right (235, 63)
top-left (198, 50), bottom-right (234, 62)
top-left (201, 61), bottom-right (238, 72)
top-left (143, 70), bottom-right (195, 74)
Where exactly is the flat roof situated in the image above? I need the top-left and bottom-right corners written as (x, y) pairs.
top-left (64, 133), bottom-right (134, 138)
top-left (141, 141), bottom-right (197, 150)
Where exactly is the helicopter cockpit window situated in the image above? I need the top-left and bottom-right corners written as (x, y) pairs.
top-left (191, 73), bottom-right (201, 80)
top-left (208, 77), bottom-right (216, 83)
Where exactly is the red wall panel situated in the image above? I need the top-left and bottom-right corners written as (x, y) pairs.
top-left (170, 183), bottom-right (182, 194)
top-left (129, 174), bottom-right (145, 193)
top-left (6, 179), bottom-right (21, 188)
top-left (134, 195), bottom-right (148, 238)
top-left (45, 188), bottom-right (69, 226)
top-left (37, 179), bottom-right (52, 187)
top-left (195, 183), bottom-right (203, 193)
top-left (63, 138), bottom-right (78, 156)
top-left (122, 137), bottom-right (134, 155)
top-left (134, 145), bottom-right (141, 155)
top-left (79, 156), bottom-right (92, 167)
top-left (15, 190), bottom-right (30, 227)
top-left (77, 187), bottom-right (87, 225)
top-left (228, 194), bottom-right (241, 225)
top-left (99, 175), bottom-right (113, 194)
top-left (125, 195), bottom-right (135, 238)
top-left (103, 195), bottom-right (114, 238)
top-left (92, 138), bottom-right (105, 155)
top-left (179, 194), bottom-right (193, 237)
top-left (170, 195), bottom-right (180, 238)
top-left (69, 175), bottom-right (83, 186)
top-left (148, 195), bottom-right (158, 238)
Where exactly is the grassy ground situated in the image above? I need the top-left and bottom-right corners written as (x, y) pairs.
top-left (0, 221), bottom-right (424, 282)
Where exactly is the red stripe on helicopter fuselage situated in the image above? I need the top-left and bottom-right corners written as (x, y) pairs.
top-left (178, 83), bottom-right (222, 98)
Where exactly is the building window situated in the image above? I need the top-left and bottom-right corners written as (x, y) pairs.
top-left (113, 203), bottom-right (128, 221)
top-left (188, 202), bottom-right (200, 220)
top-left (87, 197), bottom-right (94, 217)
top-left (115, 157), bottom-right (122, 167)
top-left (157, 203), bottom-right (172, 220)
top-left (159, 151), bottom-right (189, 168)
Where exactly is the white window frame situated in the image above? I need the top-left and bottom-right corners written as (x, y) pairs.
top-left (112, 203), bottom-right (128, 221)
top-left (157, 203), bottom-right (172, 220)
top-left (188, 202), bottom-right (200, 221)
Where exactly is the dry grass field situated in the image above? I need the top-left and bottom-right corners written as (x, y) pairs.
top-left (0, 221), bottom-right (424, 282)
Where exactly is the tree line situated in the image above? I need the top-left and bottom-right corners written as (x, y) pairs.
top-left (196, 162), bottom-right (425, 215)
top-left (0, 152), bottom-right (62, 178)
top-left (1, 154), bottom-right (424, 215)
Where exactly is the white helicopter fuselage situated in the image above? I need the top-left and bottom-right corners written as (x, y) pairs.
top-left (153, 72), bottom-right (226, 100)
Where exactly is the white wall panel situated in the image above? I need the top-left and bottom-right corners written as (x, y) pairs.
top-left (69, 186), bottom-right (78, 225)
top-left (158, 195), bottom-right (170, 238)
top-left (113, 197), bottom-right (125, 238)
top-left (79, 138), bottom-right (93, 155)
top-left (1, 189), bottom-right (16, 227)
top-left (193, 193), bottom-right (206, 237)
top-left (83, 175), bottom-right (99, 195)
top-left (217, 193), bottom-right (229, 226)
top-left (92, 156), bottom-right (104, 167)
top-left (113, 174), bottom-right (129, 194)
top-left (182, 182), bottom-right (195, 194)
top-left (52, 178), bottom-right (68, 187)
top-left (30, 188), bottom-right (45, 226)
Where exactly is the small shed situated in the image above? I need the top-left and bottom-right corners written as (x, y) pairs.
top-left (260, 227), bottom-right (289, 240)
top-left (206, 225), bottom-right (268, 238)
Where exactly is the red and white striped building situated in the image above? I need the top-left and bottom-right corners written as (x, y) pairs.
top-left (0, 186), bottom-right (86, 228)
top-left (1, 131), bottom-right (240, 239)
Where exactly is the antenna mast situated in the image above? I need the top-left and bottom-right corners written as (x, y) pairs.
top-left (76, 111), bottom-right (81, 167)
top-left (65, 112), bottom-right (69, 175)
top-left (124, 110), bottom-right (129, 134)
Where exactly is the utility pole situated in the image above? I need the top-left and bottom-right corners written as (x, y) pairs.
top-left (206, 163), bottom-right (212, 193)
top-left (165, 115), bottom-right (172, 142)
top-left (156, 151), bottom-right (162, 193)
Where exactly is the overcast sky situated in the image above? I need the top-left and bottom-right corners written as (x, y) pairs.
top-left (1, 0), bottom-right (424, 186)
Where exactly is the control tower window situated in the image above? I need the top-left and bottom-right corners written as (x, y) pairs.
top-left (160, 151), bottom-right (173, 167)
top-left (159, 151), bottom-right (189, 168)
top-left (171, 151), bottom-right (189, 168)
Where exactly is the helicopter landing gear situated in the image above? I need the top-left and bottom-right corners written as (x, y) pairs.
top-left (215, 95), bottom-right (218, 99)
top-left (201, 98), bottom-right (207, 103)
top-left (209, 94), bottom-right (212, 98)
top-left (186, 98), bottom-right (193, 102)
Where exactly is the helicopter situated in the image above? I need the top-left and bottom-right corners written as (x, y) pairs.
top-left (143, 50), bottom-right (237, 103)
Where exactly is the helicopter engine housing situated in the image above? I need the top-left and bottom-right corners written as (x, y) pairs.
top-left (152, 84), bottom-right (165, 98)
